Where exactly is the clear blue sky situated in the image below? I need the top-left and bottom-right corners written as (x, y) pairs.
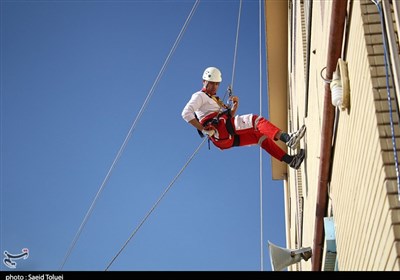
top-left (1, 0), bottom-right (286, 272)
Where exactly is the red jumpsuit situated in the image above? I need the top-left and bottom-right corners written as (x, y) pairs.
top-left (200, 112), bottom-right (286, 161)
top-left (181, 90), bottom-right (286, 161)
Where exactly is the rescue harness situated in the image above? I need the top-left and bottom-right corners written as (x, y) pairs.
top-left (195, 90), bottom-right (240, 148)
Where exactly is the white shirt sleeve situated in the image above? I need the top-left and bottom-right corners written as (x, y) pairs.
top-left (181, 91), bottom-right (203, 123)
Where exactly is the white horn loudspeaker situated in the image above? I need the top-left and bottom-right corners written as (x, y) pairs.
top-left (267, 241), bottom-right (312, 271)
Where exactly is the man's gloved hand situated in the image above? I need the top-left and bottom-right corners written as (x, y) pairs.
top-left (202, 124), bottom-right (216, 137)
top-left (230, 95), bottom-right (239, 104)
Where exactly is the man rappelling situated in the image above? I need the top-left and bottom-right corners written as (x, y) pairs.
top-left (181, 66), bottom-right (306, 169)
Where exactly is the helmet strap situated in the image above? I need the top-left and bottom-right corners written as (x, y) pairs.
top-left (202, 80), bottom-right (209, 94)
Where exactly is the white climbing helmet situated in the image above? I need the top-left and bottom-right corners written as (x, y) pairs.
top-left (202, 67), bottom-right (222, 82)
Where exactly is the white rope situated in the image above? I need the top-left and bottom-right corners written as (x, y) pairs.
top-left (105, 0), bottom-right (248, 269)
top-left (105, 137), bottom-right (207, 270)
top-left (59, 0), bottom-right (200, 270)
top-left (227, 0), bottom-right (265, 270)
top-left (230, 0), bottom-right (242, 90)
top-left (258, 0), bottom-right (264, 271)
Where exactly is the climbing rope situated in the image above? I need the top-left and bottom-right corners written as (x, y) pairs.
top-left (258, 0), bottom-right (264, 271)
top-left (372, 0), bottom-right (400, 201)
top-left (105, 0), bottom-right (245, 269)
top-left (105, 0), bottom-right (245, 270)
top-left (59, 0), bottom-right (200, 270)
top-left (105, 137), bottom-right (207, 270)
top-left (230, 0), bottom-right (242, 90)
top-left (222, 0), bottom-right (242, 107)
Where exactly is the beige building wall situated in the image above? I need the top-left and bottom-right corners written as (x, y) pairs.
top-left (330, 1), bottom-right (400, 271)
top-left (266, 0), bottom-right (400, 271)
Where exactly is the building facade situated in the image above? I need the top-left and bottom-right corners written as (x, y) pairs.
top-left (265, 0), bottom-right (400, 271)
